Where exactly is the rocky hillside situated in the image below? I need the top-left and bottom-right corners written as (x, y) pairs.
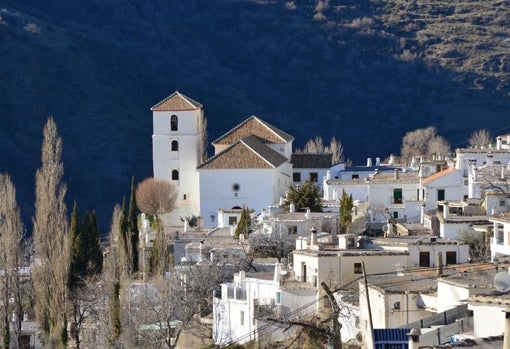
top-left (1, 0), bottom-right (509, 232)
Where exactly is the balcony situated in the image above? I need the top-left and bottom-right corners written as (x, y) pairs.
top-left (225, 285), bottom-right (246, 300)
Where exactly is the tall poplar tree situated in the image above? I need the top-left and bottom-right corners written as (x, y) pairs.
top-left (0, 174), bottom-right (24, 348)
top-left (32, 117), bottom-right (70, 347)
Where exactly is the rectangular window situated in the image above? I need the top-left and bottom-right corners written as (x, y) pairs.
top-left (393, 211), bottom-right (398, 219)
top-left (275, 291), bottom-right (282, 305)
top-left (310, 172), bottom-right (318, 182)
top-left (229, 217), bottom-right (238, 226)
top-left (446, 251), bottom-right (457, 265)
top-left (352, 174), bottom-right (359, 179)
top-left (354, 262), bottom-right (362, 274)
top-left (393, 188), bottom-right (403, 204)
top-left (437, 189), bottom-right (445, 201)
top-left (501, 201), bottom-right (506, 207)
top-left (293, 172), bottom-right (301, 182)
top-left (419, 252), bottom-right (430, 267)
top-left (183, 194), bottom-right (187, 200)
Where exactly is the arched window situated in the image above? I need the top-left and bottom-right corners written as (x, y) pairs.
top-left (171, 140), bottom-right (179, 151)
top-left (172, 170), bottom-right (179, 181)
top-left (171, 115), bottom-right (178, 131)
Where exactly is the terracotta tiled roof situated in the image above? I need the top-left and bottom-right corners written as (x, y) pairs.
top-left (290, 153), bottom-right (332, 168)
top-left (151, 91), bottom-right (202, 111)
top-left (421, 167), bottom-right (454, 184)
top-left (198, 135), bottom-right (288, 170)
top-left (212, 115), bottom-right (294, 146)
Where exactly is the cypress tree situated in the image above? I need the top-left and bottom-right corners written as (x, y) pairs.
top-left (127, 177), bottom-right (139, 273)
top-left (339, 190), bottom-right (353, 234)
top-left (235, 207), bottom-right (252, 239)
top-left (81, 211), bottom-right (103, 276)
top-left (69, 201), bottom-right (84, 290)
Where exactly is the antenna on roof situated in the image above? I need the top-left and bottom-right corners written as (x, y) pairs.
top-left (494, 269), bottom-right (510, 292)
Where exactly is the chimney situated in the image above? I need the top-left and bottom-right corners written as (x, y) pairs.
top-left (502, 166), bottom-right (506, 180)
top-left (290, 202), bottom-right (295, 213)
top-left (420, 203), bottom-right (426, 224)
top-left (443, 202), bottom-right (449, 219)
top-left (305, 207), bottom-right (311, 219)
top-left (394, 168), bottom-right (399, 180)
top-left (326, 170), bottom-right (331, 180)
top-left (376, 157), bottom-right (381, 166)
top-left (389, 154), bottom-right (395, 165)
top-left (184, 219), bottom-right (190, 232)
top-left (436, 251), bottom-right (443, 276)
top-left (497, 136), bottom-right (502, 150)
top-left (310, 227), bottom-right (317, 247)
top-left (407, 328), bottom-right (421, 349)
top-left (367, 158), bottom-right (372, 167)
top-left (487, 152), bottom-right (494, 166)
top-left (273, 263), bottom-right (281, 284)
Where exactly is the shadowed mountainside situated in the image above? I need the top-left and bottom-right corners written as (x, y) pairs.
top-left (1, 0), bottom-right (510, 232)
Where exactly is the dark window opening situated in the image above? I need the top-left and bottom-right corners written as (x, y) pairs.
top-left (438, 189), bottom-right (445, 201)
top-left (171, 115), bottom-right (178, 131)
top-left (171, 140), bottom-right (179, 151)
top-left (354, 262), bottom-right (362, 274)
top-left (172, 170), bottom-right (179, 180)
top-left (419, 251), bottom-right (430, 267)
top-left (310, 172), bottom-right (318, 182)
top-left (446, 251), bottom-right (457, 265)
top-left (352, 174), bottom-right (359, 179)
top-left (393, 188), bottom-right (403, 204)
top-left (293, 173), bottom-right (301, 182)
top-left (229, 217), bottom-right (238, 225)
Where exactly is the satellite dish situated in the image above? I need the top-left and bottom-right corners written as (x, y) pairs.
top-left (494, 271), bottom-right (510, 292)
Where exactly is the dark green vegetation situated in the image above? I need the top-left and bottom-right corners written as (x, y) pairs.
top-left (1, 0), bottom-right (510, 231)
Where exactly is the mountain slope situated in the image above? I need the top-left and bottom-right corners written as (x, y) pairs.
top-left (1, 0), bottom-right (510, 232)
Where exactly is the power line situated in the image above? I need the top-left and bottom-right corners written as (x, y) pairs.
top-left (221, 261), bottom-right (500, 347)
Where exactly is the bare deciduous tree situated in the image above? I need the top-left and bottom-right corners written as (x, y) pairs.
top-left (296, 136), bottom-right (344, 164)
top-left (469, 129), bottom-right (492, 149)
top-left (400, 126), bottom-right (451, 162)
top-left (0, 174), bottom-right (25, 348)
top-left (32, 117), bottom-right (70, 348)
top-left (136, 178), bottom-right (178, 222)
top-left (132, 263), bottom-right (222, 348)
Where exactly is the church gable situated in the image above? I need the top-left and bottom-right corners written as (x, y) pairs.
top-left (199, 136), bottom-right (288, 170)
top-left (212, 116), bottom-right (293, 146)
top-left (151, 91), bottom-right (202, 111)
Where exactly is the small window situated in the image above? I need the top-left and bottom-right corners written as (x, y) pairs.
top-left (293, 173), bottom-right (301, 182)
top-left (171, 115), bottom-right (178, 131)
top-left (171, 140), bottom-right (179, 151)
top-left (232, 183), bottom-right (240, 192)
top-left (500, 201), bottom-right (506, 207)
top-left (287, 225), bottom-right (297, 234)
top-left (183, 194), bottom-right (187, 200)
top-left (393, 301), bottom-right (400, 310)
top-left (438, 189), bottom-right (445, 201)
top-left (393, 211), bottom-right (398, 219)
top-left (172, 170), bottom-right (179, 180)
top-left (310, 172), bottom-right (318, 182)
top-left (275, 291), bottom-right (282, 305)
top-left (229, 217), bottom-right (238, 226)
top-left (352, 174), bottom-right (359, 179)
top-left (464, 179), bottom-right (468, 185)
top-left (393, 188), bottom-right (403, 204)
top-left (240, 311), bottom-right (245, 326)
top-left (354, 262), bottom-right (362, 274)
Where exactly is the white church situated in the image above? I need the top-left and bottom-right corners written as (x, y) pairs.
top-left (151, 91), bottom-right (309, 228)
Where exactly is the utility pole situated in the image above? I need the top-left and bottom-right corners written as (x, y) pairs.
top-left (320, 281), bottom-right (342, 349)
top-left (362, 261), bottom-right (374, 349)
